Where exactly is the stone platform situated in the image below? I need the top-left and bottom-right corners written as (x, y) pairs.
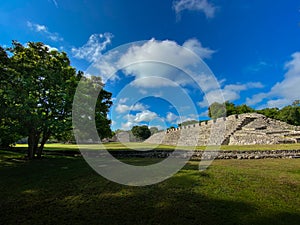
top-left (144, 113), bottom-right (300, 146)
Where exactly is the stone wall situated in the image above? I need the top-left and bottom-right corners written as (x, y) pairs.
top-left (144, 113), bottom-right (300, 146)
top-left (99, 149), bottom-right (300, 160)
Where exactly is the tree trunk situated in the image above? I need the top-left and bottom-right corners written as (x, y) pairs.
top-left (27, 133), bottom-right (34, 159)
top-left (36, 132), bottom-right (50, 159)
top-left (27, 129), bottom-right (41, 159)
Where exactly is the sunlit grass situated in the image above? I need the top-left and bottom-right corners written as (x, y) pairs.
top-left (0, 149), bottom-right (299, 225)
top-left (16, 142), bottom-right (300, 152)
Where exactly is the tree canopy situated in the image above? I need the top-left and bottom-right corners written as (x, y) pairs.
top-left (208, 100), bottom-right (300, 126)
top-left (131, 125), bottom-right (151, 141)
top-left (0, 41), bottom-right (112, 158)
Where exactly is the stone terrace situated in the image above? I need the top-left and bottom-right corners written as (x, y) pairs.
top-left (144, 113), bottom-right (300, 146)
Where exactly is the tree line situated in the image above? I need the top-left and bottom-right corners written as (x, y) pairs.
top-left (208, 101), bottom-right (300, 126)
top-left (0, 41), bottom-right (113, 158)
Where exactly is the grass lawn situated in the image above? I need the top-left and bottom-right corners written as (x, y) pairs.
top-left (15, 142), bottom-right (300, 152)
top-left (0, 145), bottom-right (300, 225)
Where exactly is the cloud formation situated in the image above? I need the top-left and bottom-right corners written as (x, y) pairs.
top-left (115, 102), bottom-right (148, 114)
top-left (116, 38), bottom-right (216, 88)
top-left (173, 0), bottom-right (217, 19)
top-left (72, 33), bottom-right (113, 62)
top-left (121, 110), bottom-right (159, 130)
top-left (183, 38), bottom-right (215, 59)
top-left (27, 21), bottom-right (63, 42)
top-left (246, 52), bottom-right (300, 108)
top-left (198, 82), bottom-right (264, 107)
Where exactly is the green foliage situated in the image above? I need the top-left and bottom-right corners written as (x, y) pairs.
top-left (0, 41), bottom-right (112, 158)
top-left (208, 100), bottom-right (300, 126)
top-left (0, 47), bottom-right (22, 147)
top-left (149, 127), bottom-right (159, 135)
top-left (208, 102), bottom-right (226, 119)
top-left (256, 108), bottom-right (279, 119)
top-left (224, 101), bottom-right (254, 116)
top-left (178, 120), bottom-right (199, 127)
top-left (208, 101), bottom-right (254, 119)
top-left (131, 125), bottom-right (151, 140)
top-left (275, 105), bottom-right (300, 126)
top-left (235, 104), bottom-right (255, 114)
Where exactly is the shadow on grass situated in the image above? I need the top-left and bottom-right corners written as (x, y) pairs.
top-left (0, 153), bottom-right (299, 225)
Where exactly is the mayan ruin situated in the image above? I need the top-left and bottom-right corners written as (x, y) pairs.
top-left (145, 113), bottom-right (300, 146)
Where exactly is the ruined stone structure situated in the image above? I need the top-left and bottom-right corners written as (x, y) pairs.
top-left (144, 113), bottom-right (300, 146)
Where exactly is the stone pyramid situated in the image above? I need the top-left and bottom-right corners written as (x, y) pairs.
top-left (144, 113), bottom-right (300, 146)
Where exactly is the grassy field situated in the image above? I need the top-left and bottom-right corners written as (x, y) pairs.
top-left (0, 144), bottom-right (300, 225)
top-left (15, 142), bottom-right (300, 152)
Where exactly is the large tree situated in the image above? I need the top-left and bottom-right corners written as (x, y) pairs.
top-left (208, 102), bottom-right (226, 119)
top-left (275, 104), bottom-right (300, 126)
top-left (0, 41), bottom-right (112, 158)
top-left (0, 47), bottom-right (22, 147)
top-left (208, 101), bottom-right (254, 119)
top-left (131, 125), bottom-right (151, 141)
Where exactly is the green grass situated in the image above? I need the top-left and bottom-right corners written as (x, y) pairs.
top-left (15, 142), bottom-right (300, 152)
top-left (0, 146), bottom-right (299, 225)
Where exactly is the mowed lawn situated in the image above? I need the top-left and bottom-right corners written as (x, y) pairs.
top-left (16, 142), bottom-right (300, 152)
top-left (0, 144), bottom-right (299, 225)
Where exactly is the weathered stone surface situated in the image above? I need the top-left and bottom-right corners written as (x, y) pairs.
top-left (98, 149), bottom-right (300, 160)
top-left (144, 113), bottom-right (300, 146)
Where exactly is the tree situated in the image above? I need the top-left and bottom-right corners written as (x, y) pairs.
top-left (256, 108), bottom-right (279, 119)
top-left (1, 41), bottom-right (112, 158)
top-left (149, 127), bottom-right (159, 135)
top-left (235, 104), bottom-right (254, 114)
top-left (178, 120), bottom-right (199, 127)
top-left (208, 102), bottom-right (226, 119)
top-left (72, 75), bottom-right (113, 143)
top-left (292, 100), bottom-right (300, 106)
top-left (131, 125), bottom-right (151, 141)
top-left (208, 101), bottom-right (254, 119)
top-left (275, 105), bottom-right (300, 126)
top-left (0, 46), bottom-right (22, 147)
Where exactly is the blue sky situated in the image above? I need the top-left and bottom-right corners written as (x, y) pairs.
top-left (1, 0), bottom-right (300, 131)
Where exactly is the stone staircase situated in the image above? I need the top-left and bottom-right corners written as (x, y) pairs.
top-left (221, 116), bottom-right (256, 145)
top-left (144, 113), bottom-right (300, 146)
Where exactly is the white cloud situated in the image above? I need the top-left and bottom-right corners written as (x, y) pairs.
top-left (44, 44), bottom-right (58, 52)
top-left (27, 21), bottom-right (63, 42)
top-left (245, 93), bottom-right (268, 106)
top-left (118, 98), bottom-right (129, 104)
top-left (263, 99), bottom-right (291, 109)
top-left (183, 38), bottom-right (215, 59)
top-left (173, 0), bottom-right (217, 19)
top-left (269, 52), bottom-right (300, 100)
top-left (121, 121), bottom-right (134, 130)
top-left (133, 110), bottom-right (158, 123)
top-left (165, 112), bottom-right (200, 125)
top-left (166, 112), bottom-right (178, 122)
top-left (246, 52), bottom-right (300, 108)
top-left (120, 110), bottom-right (159, 130)
top-left (199, 110), bottom-right (208, 117)
top-left (246, 61), bottom-right (271, 73)
top-left (176, 114), bottom-right (199, 124)
top-left (85, 37), bottom-right (220, 88)
top-left (139, 89), bottom-right (148, 95)
top-left (72, 33), bottom-right (113, 62)
top-left (115, 102), bottom-right (148, 114)
top-left (116, 38), bottom-right (215, 88)
top-left (198, 82), bottom-right (264, 107)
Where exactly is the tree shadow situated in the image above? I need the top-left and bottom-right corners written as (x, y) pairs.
top-left (0, 154), bottom-right (299, 225)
